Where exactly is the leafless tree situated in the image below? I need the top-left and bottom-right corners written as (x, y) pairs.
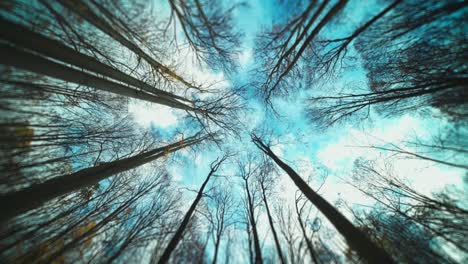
top-left (252, 133), bottom-right (394, 263)
top-left (238, 156), bottom-right (264, 264)
top-left (307, 0), bottom-right (467, 126)
top-left (349, 158), bottom-right (468, 253)
top-left (200, 182), bottom-right (237, 264)
top-left (157, 155), bottom-right (228, 264)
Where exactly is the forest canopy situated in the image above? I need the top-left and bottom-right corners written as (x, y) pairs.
top-left (0, 0), bottom-right (467, 263)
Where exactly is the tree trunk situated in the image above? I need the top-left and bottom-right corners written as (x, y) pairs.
top-left (260, 182), bottom-right (286, 264)
top-left (0, 135), bottom-right (204, 223)
top-left (55, 0), bottom-right (195, 88)
top-left (0, 17), bottom-right (193, 106)
top-left (212, 232), bottom-right (221, 264)
top-left (244, 178), bottom-right (263, 264)
top-left (158, 157), bottom-right (225, 264)
top-left (252, 134), bottom-right (395, 264)
top-left (295, 203), bottom-right (320, 264)
top-left (0, 44), bottom-right (200, 113)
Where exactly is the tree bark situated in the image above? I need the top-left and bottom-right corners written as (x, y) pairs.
top-left (252, 134), bottom-right (395, 264)
top-left (0, 135), bottom-right (204, 223)
top-left (212, 231), bottom-right (221, 264)
top-left (158, 157), bottom-right (226, 264)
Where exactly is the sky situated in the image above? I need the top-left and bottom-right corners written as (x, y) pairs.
top-left (126, 0), bottom-right (466, 261)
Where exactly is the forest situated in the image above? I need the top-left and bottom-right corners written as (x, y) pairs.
top-left (0, 0), bottom-right (466, 263)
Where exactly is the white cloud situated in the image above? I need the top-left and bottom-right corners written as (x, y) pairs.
top-left (237, 48), bottom-right (252, 68)
top-left (317, 114), bottom-right (424, 171)
top-left (316, 113), bottom-right (464, 200)
top-left (167, 165), bottom-right (183, 182)
top-left (128, 99), bottom-right (179, 128)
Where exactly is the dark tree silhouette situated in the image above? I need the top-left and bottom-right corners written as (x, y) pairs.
top-left (350, 158), bottom-right (468, 253)
top-left (308, 0), bottom-right (468, 126)
top-left (238, 157), bottom-right (264, 264)
top-left (157, 156), bottom-right (227, 264)
top-left (252, 133), bottom-right (394, 263)
top-left (0, 133), bottom-right (208, 223)
top-left (256, 159), bottom-right (286, 264)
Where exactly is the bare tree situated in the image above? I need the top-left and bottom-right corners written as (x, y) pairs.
top-left (0, 133), bottom-right (208, 223)
top-left (308, 0), bottom-right (467, 126)
top-left (0, 168), bottom-right (170, 263)
top-left (167, 0), bottom-right (242, 73)
top-left (238, 157), bottom-right (263, 264)
top-left (349, 158), bottom-right (468, 253)
top-left (157, 155), bottom-right (228, 264)
top-left (255, 0), bottom-right (348, 103)
top-left (201, 183), bottom-right (237, 264)
top-left (252, 133), bottom-right (394, 263)
top-left (256, 159), bottom-right (286, 264)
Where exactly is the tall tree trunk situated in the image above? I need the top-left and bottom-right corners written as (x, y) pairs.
top-left (295, 201), bottom-right (320, 264)
top-left (259, 182), bottom-right (286, 264)
top-left (252, 134), bottom-right (395, 264)
top-left (0, 17), bottom-right (193, 106)
top-left (246, 218), bottom-right (254, 264)
top-left (244, 178), bottom-right (263, 264)
top-left (158, 157), bottom-right (226, 264)
top-left (0, 44), bottom-right (201, 113)
top-left (55, 0), bottom-right (195, 88)
top-left (212, 231), bottom-right (221, 264)
top-left (0, 135), bottom-right (205, 223)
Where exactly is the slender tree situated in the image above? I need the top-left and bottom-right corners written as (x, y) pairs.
top-left (201, 184), bottom-right (236, 264)
top-left (350, 158), bottom-right (468, 253)
top-left (251, 133), bottom-right (395, 263)
top-left (167, 0), bottom-right (242, 73)
top-left (255, 0), bottom-right (348, 103)
top-left (295, 192), bottom-right (320, 264)
top-left (256, 160), bottom-right (286, 264)
top-left (239, 158), bottom-right (263, 264)
top-left (0, 133), bottom-right (208, 223)
top-left (157, 156), bottom-right (227, 264)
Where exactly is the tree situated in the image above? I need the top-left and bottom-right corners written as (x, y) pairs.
top-left (1, 169), bottom-right (170, 263)
top-left (157, 156), bottom-right (227, 263)
top-left (295, 191), bottom-right (320, 264)
top-left (0, 133), bottom-right (208, 223)
top-left (350, 209), bottom-right (458, 264)
top-left (308, 0), bottom-right (468, 126)
top-left (275, 201), bottom-right (299, 264)
top-left (201, 183), bottom-right (237, 264)
top-left (167, 0), bottom-right (242, 73)
top-left (350, 158), bottom-right (468, 254)
top-left (256, 159), bottom-right (286, 264)
top-left (238, 157), bottom-right (264, 264)
top-left (255, 0), bottom-right (348, 103)
top-left (251, 133), bottom-right (394, 263)
top-left (0, 3), bottom-right (243, 132)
